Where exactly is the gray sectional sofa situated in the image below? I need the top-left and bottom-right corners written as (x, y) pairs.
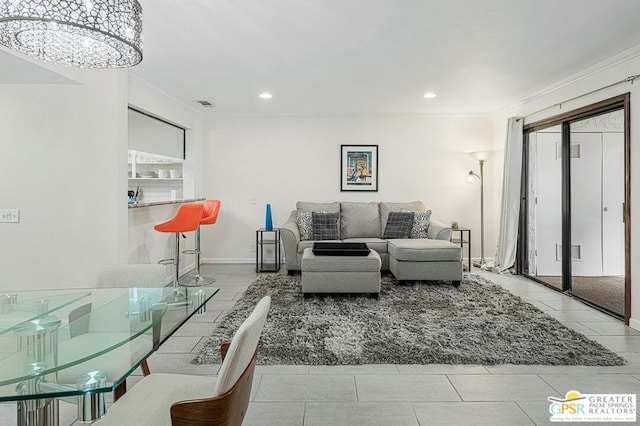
top-left (281, 201), bottom-right (463, 285)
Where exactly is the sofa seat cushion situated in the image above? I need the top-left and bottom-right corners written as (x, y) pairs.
top-left (387, 239), bottom-right (461, 262)
top-left (343, 238), bottom-right (388, 254)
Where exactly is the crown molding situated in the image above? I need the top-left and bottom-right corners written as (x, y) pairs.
top-left (517, 43), bottom-right (640, 106)
top-left (127, 71), bottom-right (201, 114)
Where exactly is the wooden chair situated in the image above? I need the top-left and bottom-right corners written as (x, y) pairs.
top-left (94, 296), bottom-right (271, 426)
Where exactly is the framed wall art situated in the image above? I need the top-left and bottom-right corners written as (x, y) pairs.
top-left (340, 144), bottom-right (378, 192)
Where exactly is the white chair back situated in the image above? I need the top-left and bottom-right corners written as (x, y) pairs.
top-left (213, 296), bottom-right (271, 396)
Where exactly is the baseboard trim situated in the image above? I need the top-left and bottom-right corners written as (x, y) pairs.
top-left (201, 258), bottom-right (256, 264)
top-left (629, 318), bottom-right (640, 332)
top-left (179, 262), bottom-right (195, 276)
top-left (469, 257), bottom-right (495, 265)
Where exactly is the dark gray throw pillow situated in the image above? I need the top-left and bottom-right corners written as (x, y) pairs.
top-left (383, 211), bottom-right (414, 239)
top-left (312, 212), bottom-right (340, 240)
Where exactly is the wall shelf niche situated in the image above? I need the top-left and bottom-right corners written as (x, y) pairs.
top-left (128, 150), bottom-right (183, 180)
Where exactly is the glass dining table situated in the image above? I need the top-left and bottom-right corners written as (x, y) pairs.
top-left (0, 286), bottom-right (219, 426)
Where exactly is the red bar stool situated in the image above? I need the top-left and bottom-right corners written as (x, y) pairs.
top-left (154, 203), bottom-right (204, 288)
top-left (182, 199), bottom-right (221, 286)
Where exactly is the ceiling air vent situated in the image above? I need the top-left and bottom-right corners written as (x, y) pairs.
top-left (196, 100), bottom-right (214, 108)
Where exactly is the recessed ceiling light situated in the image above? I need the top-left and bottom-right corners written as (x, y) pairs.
top-left (423, 92), bottom-right (437, 99)
top-left (259, 92), bottom-right (273, 99)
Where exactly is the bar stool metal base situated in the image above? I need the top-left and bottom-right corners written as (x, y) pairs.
top-left (157, 235), bottom-right (186, 295)
top-left (179, 275), bottom-right (216, 287)
top-left (180, 227), bottom-right (216, 287)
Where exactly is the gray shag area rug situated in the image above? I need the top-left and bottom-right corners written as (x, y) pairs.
top-left (192, 273), bottom-right (625, 366)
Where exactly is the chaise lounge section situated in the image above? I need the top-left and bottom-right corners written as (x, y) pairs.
top-left (388, 239), bottom-right (462, 286)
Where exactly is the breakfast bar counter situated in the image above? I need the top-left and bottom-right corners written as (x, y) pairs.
top-left (128, 197), bottom-right (205, 209)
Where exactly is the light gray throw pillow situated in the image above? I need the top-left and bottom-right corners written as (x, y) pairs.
top-left (402, 209), bottom-right (432, 238)
top-left (297, 211), bottom-right (314, 240)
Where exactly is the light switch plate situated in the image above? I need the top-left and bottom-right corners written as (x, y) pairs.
top-left (0, 209), bottom-right (19, 223)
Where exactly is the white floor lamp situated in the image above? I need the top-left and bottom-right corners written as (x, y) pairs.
top-left (466, 151), bottom-right (490, 267)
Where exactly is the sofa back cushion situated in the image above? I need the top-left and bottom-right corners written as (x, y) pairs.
top-left (380, 201), bottom-right (426, 231)
top-left (340, 202), bottom-right (381, 239)
top-left (297, 201), bottom-right (340, 213)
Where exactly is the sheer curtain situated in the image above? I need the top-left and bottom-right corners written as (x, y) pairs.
top-left (484, 117), bottom-right (523, 273)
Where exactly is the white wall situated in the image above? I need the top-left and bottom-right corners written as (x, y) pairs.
top-left (0, 71), bottom-right (129, 291)
top-left (0, 70), bottom-right (202, 292)
top-left (492, 53), bottom-right (640, 329)
top-left (199, 114), bottom-right (495, 263)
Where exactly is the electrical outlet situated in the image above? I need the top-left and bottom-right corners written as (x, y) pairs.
top-left (0, 209), bottom-right (19, 223)
top-left (249, 245), bottom-right (256, 253)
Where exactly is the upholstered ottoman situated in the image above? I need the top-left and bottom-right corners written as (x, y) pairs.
top-left (387, 239), bottom-right (462, 286)
top-left (301, 248), bottom-right (381, 297)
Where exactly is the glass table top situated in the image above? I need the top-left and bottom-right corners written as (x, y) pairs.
top-left (0, 286), bottom-right (218, 401)
top-left (0, 292), bottom-right (92, 336)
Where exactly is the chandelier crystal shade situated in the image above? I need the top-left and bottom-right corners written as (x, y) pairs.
top-left (0, 0), bottom-right (143, 68)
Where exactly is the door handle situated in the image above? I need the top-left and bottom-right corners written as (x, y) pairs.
top-left (603, 207), bottom-right (609, 212)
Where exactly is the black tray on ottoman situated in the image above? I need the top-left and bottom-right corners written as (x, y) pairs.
top-left (312, 242), bottom-right (370, 256)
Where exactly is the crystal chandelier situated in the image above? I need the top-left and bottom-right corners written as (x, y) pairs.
top-left (0, 0), bottom-right (143, 68)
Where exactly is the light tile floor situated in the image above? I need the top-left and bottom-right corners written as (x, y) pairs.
top-left (1, 265), bottom-right (638, 425)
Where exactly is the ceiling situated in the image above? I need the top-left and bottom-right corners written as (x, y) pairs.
top-left (3, 1), bottom-right (640, 114)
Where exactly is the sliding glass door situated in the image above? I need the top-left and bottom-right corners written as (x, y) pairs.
top-left (521, 95), bottom-right (630, 321)
top-left (569, 112), bottom-right (626, 315)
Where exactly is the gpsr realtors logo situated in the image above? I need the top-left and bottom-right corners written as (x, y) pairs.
top-left (549, 390), bottom-right (636, 422)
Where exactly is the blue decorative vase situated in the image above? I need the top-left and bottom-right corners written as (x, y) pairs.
top-left (265, 204), bottom-right (273, 230)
